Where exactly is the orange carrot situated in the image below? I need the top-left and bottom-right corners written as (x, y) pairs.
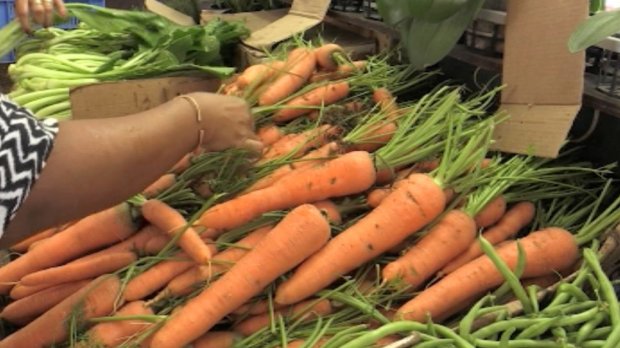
top-left (0, 275), bottom-right (122, 348)
top-left (375, 167), bottom-right (401, 185)
top-left (273, 81), bottom-right (350, 122)
top-left (441, 201), bottom-right (536, 275)
top-left (344, 101), bottom-right (366, 113)
top-left (20, 251), bottom-right (136, 288)
top-left (259, 124), bottom-right (339, 163)
top-left (237, 64), bottom-right (273, 89)
top-left (382, 210), bottom-right (477, 289)
top-left (257, 124), bottom-right (284, 146)
top-left (197, 151), bottom-right (376, 234)
top-left (123, 252), bottom-right (197, 302)
top-left (517, 265), bottom-right (575, 292)
top-left (275, 173), bottom-right (446, 305)
top-left (474, 195), bottom-right (507, 228)
top-left (143, 234), bottom-right (173, 255)
top-left (244, 141), bottom-right (340, 193)
top-left (155, 226), bottom-right (272, 301)
top-left (349, 121), bottom-right (398, 153)
top-left (222, 81), bottom-right (241, 96)
top-left (312, 200), bottom-right (342, 225)
top-left (9, 227), bottom-right (58, 253)
top-left (237, 61), bottom-right (286, 89)
top-left (170, 153), bottom-right (192, 174)
top-left (480, 158), bottom-right (493, 169)
top-left (142, 174), bottom-right (176, 198)
top-left (234, 299), bottom-right (332, 336)
top-left (150, 204), bottom-right (331, 348)
top-left (372, 87), bottom-right (400, 121)
top-left (233, 299), bottom-right (288, 316)
top-left (0, 279), bottom-right (90, 326)
top-left (314, 43), bottom-right (345, 71)
top-left (397, 227), bottom-right (579, 322)
top-left (193, 331), bottom-right (241, 348)
top-left (259, 48), bottom-right (317, 106)
top-left (79, 225), bottom-right (165, 262)
top-left (307, 110), bottom-right (321, 121)
top-left (141, 199), bottom-right (213, 265)
top-left (0, 204), bottom-right (136, 295)
top-left (367, 188), bottom-right (391, 208)
top-left (10, 282), bottom-right (53, 300)
top-left (310, 60), bottom-right (367, 83)
top-left (84, 300), bottom-right (154, 347)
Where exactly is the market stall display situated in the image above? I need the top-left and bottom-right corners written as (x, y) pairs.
top-left (0, 35), bottom-right (618, 347)
top-left (0, 0), bottom-right (619, 346)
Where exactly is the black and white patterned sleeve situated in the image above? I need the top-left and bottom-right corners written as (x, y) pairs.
top-left (0, 94), bottom-right (58, 238)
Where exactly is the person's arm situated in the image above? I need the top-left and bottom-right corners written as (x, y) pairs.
top-left (14, 0), bottom-right (67, 33)
top-left (1, 93), bottom-right (261, 248)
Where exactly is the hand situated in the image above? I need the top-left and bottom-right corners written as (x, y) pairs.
top-left (185, 92), bottom-right (263, 155)
top-left (14, 0), bottom-right (67, 33)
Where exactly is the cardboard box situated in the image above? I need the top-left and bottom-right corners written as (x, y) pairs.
top-left (490, 0), bottom-right (587, 158)
top-left (70, 77), bottom-right (220, 120)
top-left (145, 0), bottom-right (376, 68)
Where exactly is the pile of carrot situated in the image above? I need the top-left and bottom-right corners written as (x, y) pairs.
top-left (0, 41), bottom-right (619, 348)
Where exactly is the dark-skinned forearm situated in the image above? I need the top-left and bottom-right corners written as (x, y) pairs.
top-left (1, 98), bottom-right (199, 248)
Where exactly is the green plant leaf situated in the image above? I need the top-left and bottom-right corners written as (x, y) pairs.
top-left (590, 0), bottom-right (605, 14)
top-left (406, 0), bottom-right (434, 18)
top-left (418, 0), bottom-right (469, 22)
top-left (569, 9), bottom-right (620, 53)
top-left (376, 0), bottom-right (411, 26)
top-left (405, 0), bottom-right (485, 69)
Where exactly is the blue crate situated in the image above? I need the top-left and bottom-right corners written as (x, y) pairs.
top-left (1, 0), bottom-right (105, 63)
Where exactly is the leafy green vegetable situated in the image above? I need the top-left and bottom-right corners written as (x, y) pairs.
top-left (0, 21), bottom-right (28, 59)
top-left (1, 3), bottom-right (248, 120)
top-left (569, 8), bottom-right (620, 53)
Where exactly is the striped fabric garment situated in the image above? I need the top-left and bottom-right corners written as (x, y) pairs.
top-left (0, 94), bottom-right (58, 238)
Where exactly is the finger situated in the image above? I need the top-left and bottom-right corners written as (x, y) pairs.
top-left (42, 0), bottom-right (53, 27)
top-left (54, 0), bottom-right (67, 17)
top-left (30, 0), bottom-right (45, 26)
top-left (14, 0), bottom-right (31, 33)
top-left (240, 139), bottom-right (264, 156)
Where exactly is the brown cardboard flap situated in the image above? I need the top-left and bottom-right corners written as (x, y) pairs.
top-left (494, 0), bottom-right (588, 157)
top-left (289, 0), bottom-right (331, 20)
top-left (491, 104), bottom-right (581, 158)
top-left (501, 0), bottom-right (586, 105)
top-left (70, 77), bottom-right (220, 120)
top-left (144, 0), bottom-right (195, 26)
top-left (243, 0), bottom-right (330, 50)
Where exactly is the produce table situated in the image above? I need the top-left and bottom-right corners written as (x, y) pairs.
top-left (0, 3), bottom-right (619, 348)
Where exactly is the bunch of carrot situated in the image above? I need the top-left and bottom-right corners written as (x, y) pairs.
top-left (0, 41), bottom-right (619, 348)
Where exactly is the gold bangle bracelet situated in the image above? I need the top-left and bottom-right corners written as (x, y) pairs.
top-left (177, 95), bottom-right (205, 155)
